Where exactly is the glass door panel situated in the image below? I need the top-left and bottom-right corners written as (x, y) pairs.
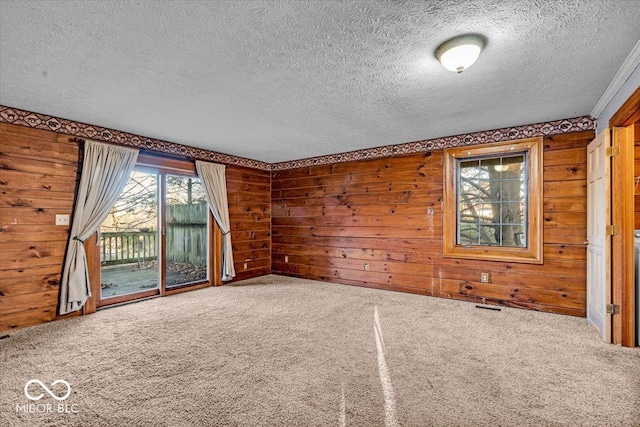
top-left (165, 175), bottom-right (208, 288)
top-left (100, 170), bottom-right (160, 299)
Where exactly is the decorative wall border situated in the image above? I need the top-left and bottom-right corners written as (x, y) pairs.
top-left (271, 116), bottom-right (595, 170)
top-left (0, 105), bottom-right (271, 171)
top-left (1, 105), bottom-right (594, 172)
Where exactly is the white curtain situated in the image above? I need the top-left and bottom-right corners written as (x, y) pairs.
top-left (58, 141), bottom-right (138, 314)
top-left (195, 161), bottom-right (236, 281)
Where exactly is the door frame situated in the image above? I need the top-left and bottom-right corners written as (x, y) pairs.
top-left (82, 152), bottom-right (223, 314)
top-left (610, 85), bottom-right (639, 347)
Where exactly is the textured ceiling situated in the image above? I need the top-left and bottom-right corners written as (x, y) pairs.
top-left (1, 1), bottom-right (639, 163)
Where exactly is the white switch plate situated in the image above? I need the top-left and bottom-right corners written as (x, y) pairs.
top-left (55, 214), bottom-right (70, 226)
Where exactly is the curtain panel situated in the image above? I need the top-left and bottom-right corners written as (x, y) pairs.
top-left (58, 141), bottom-right (139, 315)
top-left (195, 161), bottom-right (236, 281)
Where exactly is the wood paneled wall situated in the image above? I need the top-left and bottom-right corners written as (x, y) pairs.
top-left (0, 123), bottom-right (270, 331)
top-left (0, 124), bottom-right (80, 330)
top-left (226, 166), bottom-right (271, 281)
top-left (272, 131), bottom-right (594, 316)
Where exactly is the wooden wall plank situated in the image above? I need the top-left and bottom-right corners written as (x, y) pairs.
top-left (542, 147), bottom-right (587, 166)
top-left (1, 170), bottom-right (79, 192)
top-left (1, 134), bottom-right (79, 164)
top-left (0, 156), bottom-right (79, 177)
top-left (544, 197), bottom-right (586, 213)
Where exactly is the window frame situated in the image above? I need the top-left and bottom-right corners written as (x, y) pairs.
top-left (443, 137), bottom-right (543, 264)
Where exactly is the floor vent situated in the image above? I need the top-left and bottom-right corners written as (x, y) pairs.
top-left (475, 305), bottom-right (501, 311)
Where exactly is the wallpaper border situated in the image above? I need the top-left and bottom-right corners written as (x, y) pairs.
top-left (0, 105), bottom-right (271, 170)
top-left (0, 105), bottom-right (594, 171)
top-left (271, 116), bottom-right (595, 170)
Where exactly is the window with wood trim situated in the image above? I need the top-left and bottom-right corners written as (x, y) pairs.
top-left (443, 137), bottom-right (543, 264)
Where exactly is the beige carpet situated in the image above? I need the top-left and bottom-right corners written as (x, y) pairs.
top-left (1, 275), bottom-right (639, 426)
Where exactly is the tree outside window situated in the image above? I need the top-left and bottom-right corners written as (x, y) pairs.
top-left (457, 154), bottom-right (526, 248)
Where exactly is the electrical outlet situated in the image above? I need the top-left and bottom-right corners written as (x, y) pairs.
top-left (55, 214), bottom-right (70, 226)
top-left (364, 263), bottom-right (369, 271)
top-left (284, 255), bottom-right (289, 263)
top-left (480, 272), bottom-right (490, 283)
top-left (243, 262), bottom-right (248, 270)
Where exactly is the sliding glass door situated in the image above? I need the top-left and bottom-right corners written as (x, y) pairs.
top-left (97, 162), bottom-right (209, 306)
top-left (100, 170), bottom-right (160, 300)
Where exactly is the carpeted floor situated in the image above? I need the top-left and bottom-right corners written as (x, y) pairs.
top-left (1, 275), bottom-right (639, 426)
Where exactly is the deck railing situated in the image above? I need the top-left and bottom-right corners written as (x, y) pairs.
top-left (100, 231), bottom-right (157, 266)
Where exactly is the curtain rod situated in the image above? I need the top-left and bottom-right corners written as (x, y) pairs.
top-left (69, 137), bottom-right (227, 168)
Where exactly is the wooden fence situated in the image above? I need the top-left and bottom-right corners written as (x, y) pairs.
top-left (101, 231), bottom-right (157, 265)
top-left (166, 202), bottom-right (207, 266)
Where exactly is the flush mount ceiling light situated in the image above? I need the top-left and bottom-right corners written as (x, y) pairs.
top-left (435, 34), bottom-right (487, 73)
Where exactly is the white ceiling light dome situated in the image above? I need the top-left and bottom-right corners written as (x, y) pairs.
top-left (435, 34), bottom-right (487, 73)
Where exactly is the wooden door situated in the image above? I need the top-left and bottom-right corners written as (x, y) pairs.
top-left (586, 130), bottom-right (611, 342)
